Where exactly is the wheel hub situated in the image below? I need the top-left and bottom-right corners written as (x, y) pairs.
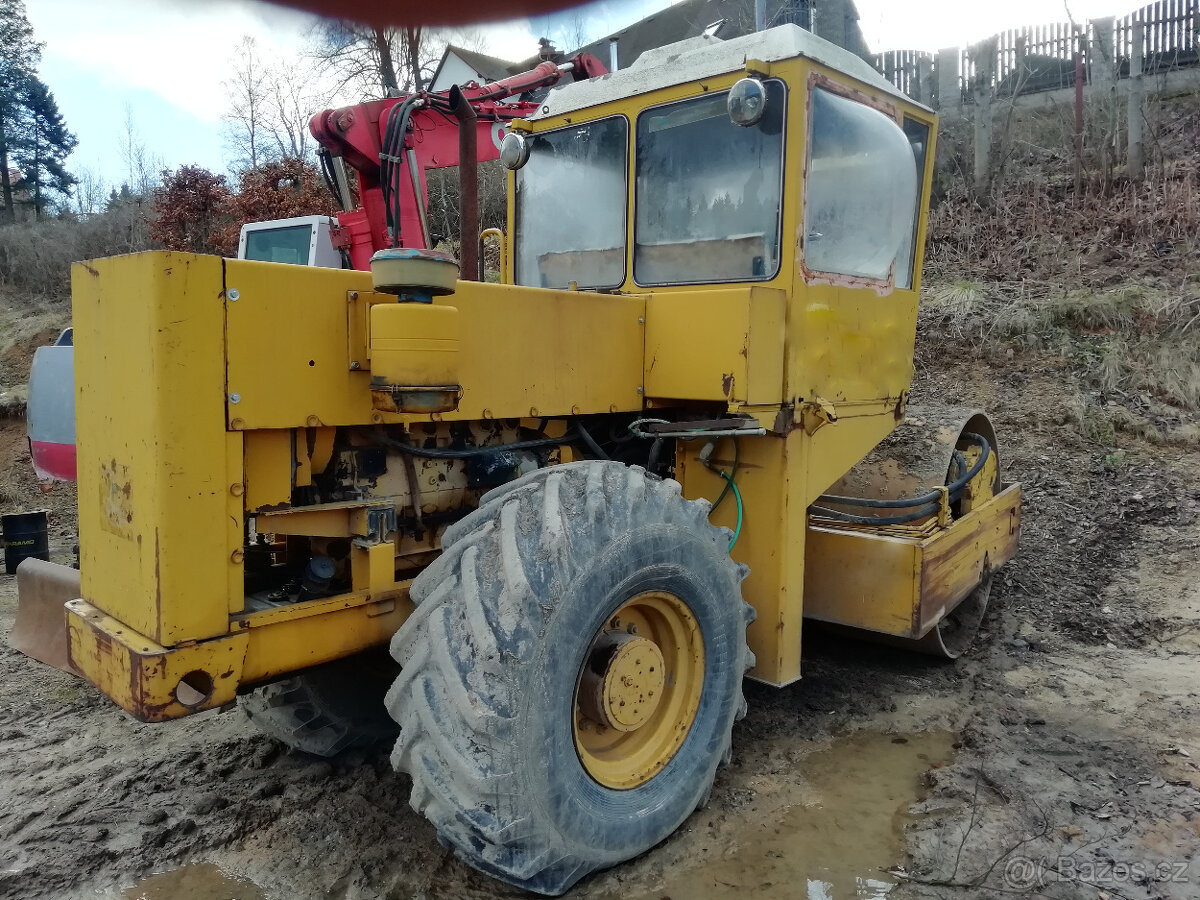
top-left (598, 636), bottom-right (665, 731)
top-left (573, 591), bottom-right (705, 790)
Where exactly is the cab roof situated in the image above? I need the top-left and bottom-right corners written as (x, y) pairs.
top-left (532, 24), bottom-right (925, 121)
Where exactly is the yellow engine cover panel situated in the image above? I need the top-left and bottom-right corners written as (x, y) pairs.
top-left (225, 261), bottom-right (646, 428)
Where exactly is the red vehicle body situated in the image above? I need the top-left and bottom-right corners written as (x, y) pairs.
top-left (310, 54), bottom-right (607, 271)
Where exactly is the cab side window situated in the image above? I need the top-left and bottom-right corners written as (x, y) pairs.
top-left (804, 88), bottom-right (921, 288)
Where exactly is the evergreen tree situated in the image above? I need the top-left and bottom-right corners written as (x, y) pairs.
top-left (0, 0), bottom-right (43, 223)
top-left (12, 77), bottom-right (77, 217)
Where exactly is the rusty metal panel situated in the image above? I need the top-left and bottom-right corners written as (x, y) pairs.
top-left (243, 430), bottom-right (292, 513)
top-left (66, 598), bottom-right (249, 722)
top-left (803, 526), bottom-right (920, 635)
top-left (65, 586), bottom-right (414, 721)
top-left (801, 483), bottom-right (1022, 639)
top-left (917, 483), bottom-right (1021, 634)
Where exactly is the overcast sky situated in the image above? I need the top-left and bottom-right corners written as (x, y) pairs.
top-left (25, 0), bottom-right (1136, 195)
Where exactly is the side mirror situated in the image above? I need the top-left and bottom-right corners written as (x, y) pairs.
top-left (728, 78), bottom-right (767, 127)
top-left (500, 131), bottom-right (531, 170)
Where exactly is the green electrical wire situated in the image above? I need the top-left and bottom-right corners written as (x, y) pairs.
top-left (711, 437), bottom-right (740, 512)
top-left (715, 469), bottom-right (743, 552)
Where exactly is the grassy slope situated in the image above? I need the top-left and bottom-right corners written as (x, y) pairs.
top-left (920, 93), bottom-right (1200, 451)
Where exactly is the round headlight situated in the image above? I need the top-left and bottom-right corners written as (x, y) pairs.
top-left (500, 131), bottom-right (531, 170)
top-left (728, 78), bottom-right (767, 127)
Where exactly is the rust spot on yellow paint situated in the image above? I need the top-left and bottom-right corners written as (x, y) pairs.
top-left (99, 459), bottom-right (134, 540)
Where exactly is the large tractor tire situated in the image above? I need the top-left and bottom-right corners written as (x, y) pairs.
top-left (387, 461), bottom-right (753, 895)
top-left (240, 650), bottom-right (399, 757)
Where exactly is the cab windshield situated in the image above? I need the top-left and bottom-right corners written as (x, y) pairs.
top-left (634, 81), bottom-right (786, 285)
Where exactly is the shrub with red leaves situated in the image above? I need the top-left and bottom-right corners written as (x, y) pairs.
top-left (149, 166), bottom-right (233, 255)
top-left (215, 158), bottom-right (337, 253)
top-left (151, 158), bottom-right (337, 259)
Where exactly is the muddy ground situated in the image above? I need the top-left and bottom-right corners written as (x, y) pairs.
top-left (0, 347), bottom-right (1197, 900)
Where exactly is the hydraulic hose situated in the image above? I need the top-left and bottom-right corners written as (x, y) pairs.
top-left (571, 418), bottom-right (609, 460)
top-left (628, 418), bottom-right (766, 439)
top-left (817, 433), bottom-right (991, 511)
top-left (711, 437), bottom-right (740, 513)
top-left (808, 501), bottom-right (943, 526)
top-left (380, 96), bottom-right (421, 245)
top-left (374, 429), bottom-right (577, 459)
top-left (698, 440), bottom-right (743, 552)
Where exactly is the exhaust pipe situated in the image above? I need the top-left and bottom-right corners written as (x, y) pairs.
top-left (609, 37), bottom-right (619, 71)
top-left (448, 85), bottom-right (479, 282)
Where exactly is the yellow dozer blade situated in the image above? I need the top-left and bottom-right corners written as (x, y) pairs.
top-left (9, 557), bottom-right (80, 673)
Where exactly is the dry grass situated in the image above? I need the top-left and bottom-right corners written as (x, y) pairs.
top-left (0, 205), bottom-right (154, 300)
top-left (925, 166), bottom-right (1200, 288)
top-left (922, 89), bottom-right (1200, 452)
top-left (921, 277), bottom-right (1200, 446)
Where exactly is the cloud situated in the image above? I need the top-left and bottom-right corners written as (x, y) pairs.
top-left (28, 0), bottom-right (317, 125)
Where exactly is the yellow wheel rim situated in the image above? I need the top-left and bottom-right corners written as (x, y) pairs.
top-left (573, 591), bottom-right (705, 790)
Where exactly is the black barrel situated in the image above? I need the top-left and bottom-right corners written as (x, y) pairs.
top-left (2, 510), bottom-right (50, 575)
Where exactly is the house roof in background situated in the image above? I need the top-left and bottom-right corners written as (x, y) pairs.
top-left (574, 0), bottom-right (869, 68)
top-left (431, 45), bottom-right (530, 87)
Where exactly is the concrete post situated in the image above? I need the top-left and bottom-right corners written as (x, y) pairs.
top-left (1090, 17), bottom-right (1119, 188)
top-left (1127, 16), bottom-right (1145, 179)
top-left (1015, 33), bottom-right (1028, 94)
top-left (969, 37), bottom-right (997, 194)
top-left (915, 55), bottom-right (933, 106)
top-left (936, 47), bottom-right (961, 112)
top-left (1089, 16), bottom-right (1117, 89)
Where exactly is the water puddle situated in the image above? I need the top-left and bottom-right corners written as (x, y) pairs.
top-left (648, 730), bottom-right (956, 900)
top-left (122, 863), bottom-right (265, 900)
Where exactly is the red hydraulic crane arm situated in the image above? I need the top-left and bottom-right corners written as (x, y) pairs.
top-left (310, 53), bottom-right (607, 271)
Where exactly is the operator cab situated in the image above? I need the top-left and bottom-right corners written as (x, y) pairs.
top-left (503, 25), bottom-right (933, 298)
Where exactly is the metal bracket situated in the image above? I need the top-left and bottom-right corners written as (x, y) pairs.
top-left (353, 505), bottom-right (397, 549)
top-left (936, 485), bottom-right (952, 529)
top-left (797, 397), bottom-right (839, 436)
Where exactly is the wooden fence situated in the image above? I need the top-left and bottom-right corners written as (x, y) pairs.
top-left (874, 0), bottom-right (1199, 105)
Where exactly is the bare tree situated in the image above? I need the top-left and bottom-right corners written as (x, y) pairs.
top-left (312, 21), bottom-right (452, 101)
top-left (118, 105), bottom-right (160, 197)
top-left (73, 165), bottom-right (106, 217)
top-left (223, 36), bottom-right (273, 172)
top-left (112, 106), bottom-right (161, 251)
top-left (264, 55), bottom-right (320, 159)
top-left (558, 10), bottom-right (591, 53)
